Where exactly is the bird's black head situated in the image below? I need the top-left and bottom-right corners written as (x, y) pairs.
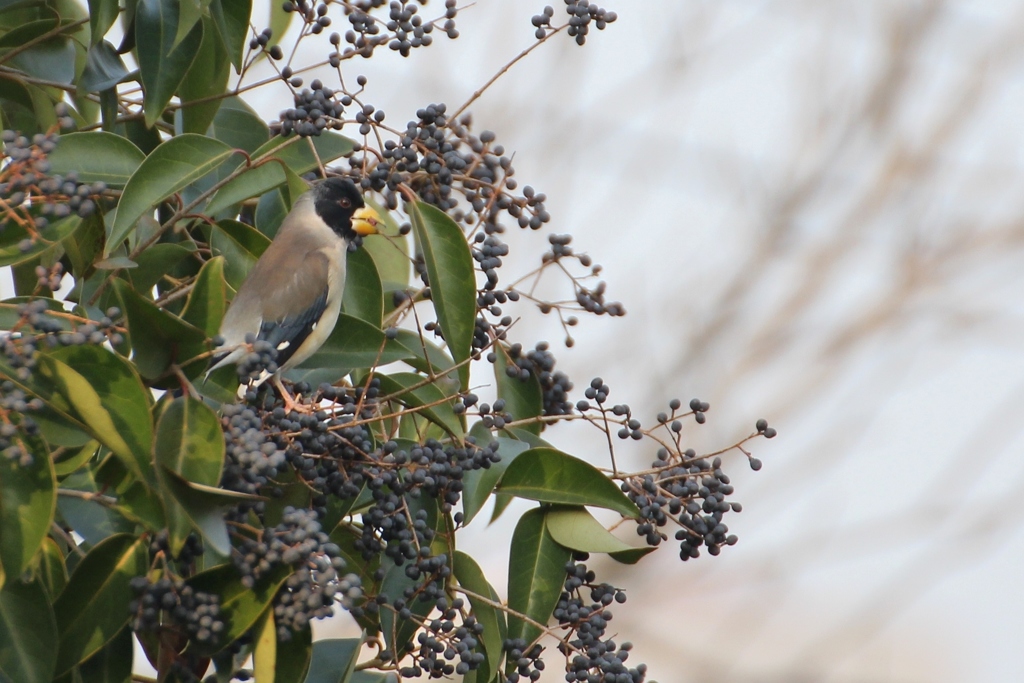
top-left (312, 177), bottom-right (380, 241)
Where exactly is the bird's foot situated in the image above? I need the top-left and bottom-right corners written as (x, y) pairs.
top-left (272, 376), bottom-right (315, 414)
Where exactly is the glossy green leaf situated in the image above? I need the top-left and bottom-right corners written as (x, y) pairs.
top-left (506, 507), bottom-right (570, 646)
top-left (608, 546), bottom-right (657, 565)
top-left (189, 562), bottom-right (292, 656)
top-left (178, 16), bottom-right (230, 134)
top-left (113, 279), bottom-right (208, 379)
top-left (454, 551), bottom-right (506, 683)
top-left (78, 40), bottom-right (129, 92)
top-left (304, 638), bottom-right (361, 683)
top-left (135, 0), bottom-right (204, 128)
top-left (544, 505), bottom-right (637, 554)
top-left (0, 432), bottom-right (55, 581)
top-left (0, 577), bottom-right (57, 683)
top-left (343, 247), bottom-right (384, 326)
top-left (9, 37), bottom-right (76, 85)
top-left (361, 197), bottom-right (409, 290)
top-left (88, 0), bottom-right (120, 44)
top-left (493, 344), bottom-right (543, 435)
top-left (110, 134), bottom-right (237, 254)
top-left (53, 533), bottom-right (148, 675)
top-left (461, 428), bottom-right (530, 526)
top-left (78, 623), bottom-right (131, 683)
top-left (36, 345), bottom-right (155, 487)
top-left (275, 621), bottom-right (313, 683)
top-left (158, 466), bottom-right (254, 556)
top-left (253, 609), bottom-right (277, 683)
top-left (207, 96), bottom-right (269, 154)
top-left (37, 537), bottom-right (68, 598)
top-left (497, 448), bottom-right (639, 518)
top-left (209, 0), bottom-right (252, 72)
top-left (205, 133), bottom-right (353, 216)
top-left (211, 218), bottom-right (271, 290)
top-left (375, 371), bottom-right (464, 439)
top-left (0, 215), bottom-right (80, 268)
top-left (56, 468), bottom-right (136, 546)
top-left (154, 395), bottom-right (224, 485)
top-left (406, 201), bottom-right (475, 389)
top-left (181, 255), bottom-right (228, 335)
top-left (131, 242), bottom-right (195, 292)
top-left (301, 314), bottom-right (417, 370)
top-left (390, 329), bottom-right (459, 388)
top-left (174, 0), bottom-right (209, 48)
top-left (53, 439), bottom-right (100, 476)
top-left (48, 132), bottom-right (144, 187)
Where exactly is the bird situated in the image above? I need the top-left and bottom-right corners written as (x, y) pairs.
top-left (207, 177), bottom-right (381, 409)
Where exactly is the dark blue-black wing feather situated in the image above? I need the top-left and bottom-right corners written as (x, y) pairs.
top-left (258, 287), bottom-right (329, 368)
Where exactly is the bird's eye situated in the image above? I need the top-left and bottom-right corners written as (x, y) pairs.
top-left (338, 198), bottom-right (352, 209)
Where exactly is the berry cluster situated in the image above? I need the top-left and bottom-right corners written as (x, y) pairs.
top-left (220, 402), bottom-right (288, 495)
top-left (1, 128), bottom-right (107, 247)
top-left (555, 558), bottom-right (647, 682)
top-left (129, 576), bottom-right (225, 645)
top-left (231, 334), bottom-right (280, 382)
top-left (505, 342), bottom-right (574, 418)
top-left (270, 79), bottom-right (349, 137)
top-left (232, 507), bottom-right (359, 639)
top-left (0, 385), bottom-right (41, 467)
top-left (403, 597), bottom-right (486, 678)
top-left (337, 0), bottom-right (459, 59)
top-left (1, 302), bottom-right (122, 382)
top-left (531, 2), bottom-right (618, 44)
top-left (149, 529), bottom-right (206, 568)
top-left (503, 638), bottom-right (546, 683)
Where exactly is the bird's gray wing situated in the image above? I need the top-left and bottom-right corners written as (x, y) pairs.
top-left (215, 233), bottom-right (336, 364)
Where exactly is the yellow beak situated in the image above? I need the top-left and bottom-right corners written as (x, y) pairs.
top-left (352, 205), bottom-right (382, 236)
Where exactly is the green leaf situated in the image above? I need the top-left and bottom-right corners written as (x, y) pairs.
top-left (497, 448), bottom-right (639, 518)
top-left (205, 133), bottom-right (353, 216)
top-left (154, 396), bottom-right (224, 552)
top-left (544, 505), bottom-right (638, 554)
top-left (406, 201), bottom-right (475, 390)
top-left (608, 546), bottom-right (657, 565)
top-left (158, 466), bottom-right (254, 556)
top-left (9, 37), bottom-right (76, 85)
top-left (493, 344), bottom-right (543, 435)
top-left (78, 623), bottom-right (132, 683)
top-left (304, 638), bottom-right (361, 683)
top-left (362, 197), bottom-right (409, 290)
top-left (48, 131), bottom-right (144, 187)
top-left (174, 0), bottom-right (209, 49)
top-left (461, 429), bottom-right (530, 526)
top-left (181, 255), bottom-right (227, 335)
top-left (79, 40), bottom-right (129, 92)
top-left (53, 439), bottom-right (100, 476)
top-left (36, 345), bottom-right (155, 487)
top-left (453, 551), bottom-right (506, 683)
top-left (53, 533), bottom-right (148, 675)
top-left (0, 577), bottom-right (57, 683)
top-left (342, 247), bottom-right (384, 327)
top-left (390, 329), bottom-right (458, 388)
top-left (375, 371), bottom-right (464, 439)
top-left (275, 621), bottom-right (313, 683)
top-left (300, 314), bottom-right (417, 371)
top-left (128, 242), bottom-right (195, 292)
top-left (506, 507), bottom-right (570, 646)
top-left (135, 0), bottom-right (204, 128)
top-left (379, 552), bottom-right (434, 656)
top-left (0, 432), bottom-right (55, 582)
top-left (207, 96), bottom-right (269, 154)
top-left (37, 537), bottom-right (69, 598)
top-left (110, 133), bottom-right (237, 254)
top-left (189, 562), bottom-right (293, 656)
top-left (209, 0), bottom-right (252, 72)
top-left (0, 215), bottom-right (80, 268)
top-left (253, 609), bottom-right (277, 683)
top-left (88, 0), bottom-right (120, 43)
top-left (56, 467), bottom-right (136, 546)
top-left (178, 16), bottom-right (230, 134)
top-left (211, 218), bottom-right (271, 290)
top-left (113, 278), bottom-right (208, 380)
